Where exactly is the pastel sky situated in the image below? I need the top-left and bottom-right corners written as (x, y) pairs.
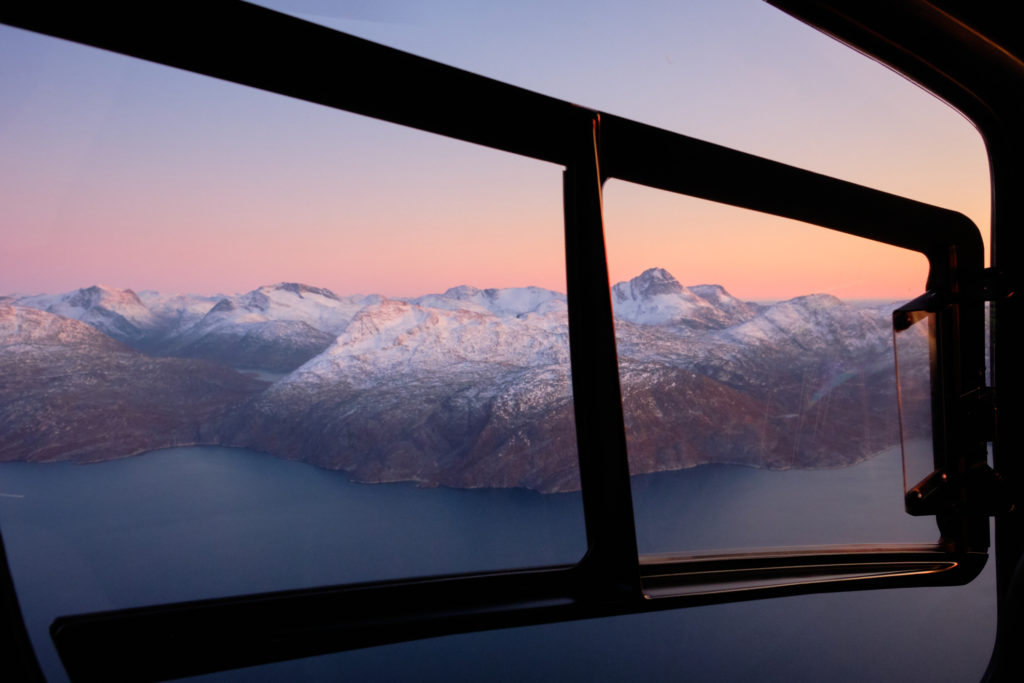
top-left (0, 0), bottom-right (989, 301)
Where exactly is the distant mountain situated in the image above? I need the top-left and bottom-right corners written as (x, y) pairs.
top-left (611, 268), bottom-right (762, 328)
top-left (411, 285), bottom-right (566, 317)
top-left (15, 285), bottom-right (163, 347)
top-left (218, 297), bottom-right (578, 491)
top-left (0, 302), bottom-right (126, 351)
top-left (719, 293), bottom-right (889, 355)
top-left (158, 282), bottom-right (377, 372)
top-left (2, 269), bottom-right (911, 490)
top-left (136, 290), bottom-right (222, 335)
top-left (198, 282), bottom-right (370, 333)
top-left (0, 305), bottom-right (266, 462)
top-left (15, 282), bottom-right (380, 373)
top-left (216, 272), bottom-right (902, 491)
top-left (287, 298), bottom-right (570, 381)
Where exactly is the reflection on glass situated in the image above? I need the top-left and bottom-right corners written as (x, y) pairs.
top-left (894, 309), bottom-right (936, 498)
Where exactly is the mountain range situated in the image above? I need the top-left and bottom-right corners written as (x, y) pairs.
top-left (0, 268), bottom-right (917, 492)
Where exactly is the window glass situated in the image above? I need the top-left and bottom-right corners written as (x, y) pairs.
top-left (0, 26), bottom-right (583, 682)
top-left (253, 0), bottom-right (989, 254)
top-left (602, 180), bottom-right (939, 553)
top-left (894, 309), bottom-right (935, 498)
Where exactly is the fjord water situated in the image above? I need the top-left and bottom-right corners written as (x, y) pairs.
top-left (0, 447), bottom-right (994, 682)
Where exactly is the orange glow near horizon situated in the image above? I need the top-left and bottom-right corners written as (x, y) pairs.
top-left (603, 180), bottom-right (934, 302)
top-left (0, 8), bottom-right (991, 304)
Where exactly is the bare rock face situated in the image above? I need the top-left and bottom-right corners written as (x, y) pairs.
top-left (0, 305), bottom-right (266, 462)
top-left (218, 365), bottom-right (581, 493)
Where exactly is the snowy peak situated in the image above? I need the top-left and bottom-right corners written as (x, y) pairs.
top-left (623, 268), bottom-right (684, 298)
top-left (611, 268), bottom-right (756, 328)
top-left (208, 298), bottom-right (237, 314)
top-left (284, 297), bottom-right (570, 385)
top-left (194, 283), bottom-right (371, 335)
top-left (334, 299), bottom-right (435, 349)
top-left (690, 284), bottom-right (764, 323)
top-left (233, 282), bottom-right (342, 313)
top-left (15, 284), bottom-right (159, 342)
top-left (21, 284), bottom-right (149, 319)
top-left (721, 293), bottom-right (889, 354)
top-left (758, 294), bottom-right (851, 332)
top-left (65, 284), bottom-right (145, 311)
top-left (159, 283), bottom-right (372, 373)
top-left (413, 285), bottom-right (566, 317)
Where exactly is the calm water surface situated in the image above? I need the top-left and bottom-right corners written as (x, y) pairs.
top-left (0, 446), bottom-right (995, 682)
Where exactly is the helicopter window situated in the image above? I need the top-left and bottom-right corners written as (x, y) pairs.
top-left (0, 1), bottom-right (997, 681)
top-left (601, 181), bottom-right (940, 556)
top-left (0, 23), bottom-right (584, 681)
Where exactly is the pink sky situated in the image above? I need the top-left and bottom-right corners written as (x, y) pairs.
top-left (0, 2), bottom-right (990, 302)
top-left (603, 181), bottom-right (934, 301)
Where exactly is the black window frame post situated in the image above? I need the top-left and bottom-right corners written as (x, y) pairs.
top-left (563, 111), bottom-right (642, 602)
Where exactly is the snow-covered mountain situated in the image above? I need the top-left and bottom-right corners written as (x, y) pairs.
top-left (162, 283), bottom-right (378, 372)
top-left (0, 305), bottom-right (265, 463)
top-left (281, 298), bottom-right (569, 387)
top-left (719, 293), bottom-right (890, 355)
top-left (220, 296), bottom-right (579, 491)
top-left (137, 290), bottom-right (222, 332)
top-left (0, 303), bottom-right (127, 351)
top-left (13, 282), bottom-right (381, 371)
top-left (196, 283), bottom-right (373, 334)
top-left (411, 285), bottom-right (566, 317)
top-left (215, 270), bottom-right (900, 490)
top-left (611, 268), bottom-right (761, 328)
top-left (15, 285), bottom-right (162, 346)
top-left (3, 268), bottom-right (908, 490)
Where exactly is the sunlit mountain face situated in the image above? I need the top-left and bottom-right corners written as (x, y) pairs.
top-left (1, 268), bottom-right (913, 491)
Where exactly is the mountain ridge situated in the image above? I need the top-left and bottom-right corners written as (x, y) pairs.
top-left (2, 269), bottom-right (911, 491)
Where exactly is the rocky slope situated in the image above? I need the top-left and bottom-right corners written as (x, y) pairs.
top-left (3, 269), bottom-right (912, 491)
top-left (0, 305), bottom-right (266, 462)
top-left (217, 297), bottom-right (579, 491)
top-left (15, 282), bottom-right (378, 373)
top-left (15, 285), bottom-right (166, 348)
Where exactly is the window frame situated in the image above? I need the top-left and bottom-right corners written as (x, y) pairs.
top-left (0, 2), bottom-right (991, 681)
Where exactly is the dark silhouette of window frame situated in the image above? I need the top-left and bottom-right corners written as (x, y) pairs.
top-left (0, 2), bottom-right (997, 681)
